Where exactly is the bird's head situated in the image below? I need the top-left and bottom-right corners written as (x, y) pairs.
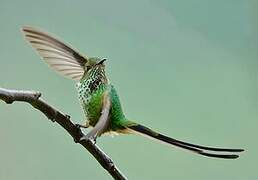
top-left (84, 57), bottom-right (106, 72)
top-left (82, 57), bottom-right (107, 81)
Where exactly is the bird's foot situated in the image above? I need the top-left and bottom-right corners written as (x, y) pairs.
top-left (75, 124), bottom-right (85, 129)
top-left (79, 134), bottom-right (97, 144)
top-left (75, 121), bottom-right (90, 129)
top-left (74, 121), bottom-right (94, 143)
top-left (73, 123), bottom-right (88, 143)
top-left (74, 122), bottom-right (90, 135)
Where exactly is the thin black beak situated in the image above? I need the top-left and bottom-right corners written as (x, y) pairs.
top-left (97, 58), bottom-right (107, 65)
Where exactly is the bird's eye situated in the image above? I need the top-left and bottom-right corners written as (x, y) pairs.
top-left (86, 66), bottom-right (91, 70)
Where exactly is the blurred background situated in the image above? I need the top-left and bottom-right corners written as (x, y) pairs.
top-left (0, 0), bottom-right (257, 179)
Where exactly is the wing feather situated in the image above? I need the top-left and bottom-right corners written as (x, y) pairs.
top-left (22, 26), bottom-right (87, 81)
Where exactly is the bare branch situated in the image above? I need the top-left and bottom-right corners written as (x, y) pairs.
top-left (0, 87), bottom-right (127, 180)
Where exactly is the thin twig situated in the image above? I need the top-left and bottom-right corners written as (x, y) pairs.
top-left (0, 87), bottom-right (127, 180)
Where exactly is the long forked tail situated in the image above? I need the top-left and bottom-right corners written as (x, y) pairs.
top-left (126, 124), bottom-right (244, 159)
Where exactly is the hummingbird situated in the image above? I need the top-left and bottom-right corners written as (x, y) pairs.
top-left (22, 26), bottom-right (244, 159)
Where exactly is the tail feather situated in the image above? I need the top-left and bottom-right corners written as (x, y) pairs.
top-left (127, 124), bottom-right (244, 159)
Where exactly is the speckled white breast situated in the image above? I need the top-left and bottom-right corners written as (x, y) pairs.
top-left (76, 79), bottom-right (92, 118)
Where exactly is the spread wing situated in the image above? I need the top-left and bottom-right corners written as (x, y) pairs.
top-left (22, 26), bottom-right (87, 81)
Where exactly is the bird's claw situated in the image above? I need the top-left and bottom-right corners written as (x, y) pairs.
top-left (74, 123), bottom-right (96, 144)
top-left (75, 123), bottom-right (82, 129)
top-left (80, 134), bottom-right (97, 144)
top-left (75, 121), bottom-right (90, 129)
top-left (73, 124), bottom-right (84, 143)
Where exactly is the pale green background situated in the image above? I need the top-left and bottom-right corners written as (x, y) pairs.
top-left (0, 0), bottom-right (257, 179)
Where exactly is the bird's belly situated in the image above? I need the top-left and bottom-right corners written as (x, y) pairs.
top-left (76, 81), bottom-right (102, 126)
top-left (85, 93), bottom-right (103, 126)
top-left (77, 83), bottom-right (127, 131)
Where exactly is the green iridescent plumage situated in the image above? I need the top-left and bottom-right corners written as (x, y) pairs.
top-left (75, 57), bottom-right (130, 133)
top-left (22, 26), bottom-right (244, 159)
